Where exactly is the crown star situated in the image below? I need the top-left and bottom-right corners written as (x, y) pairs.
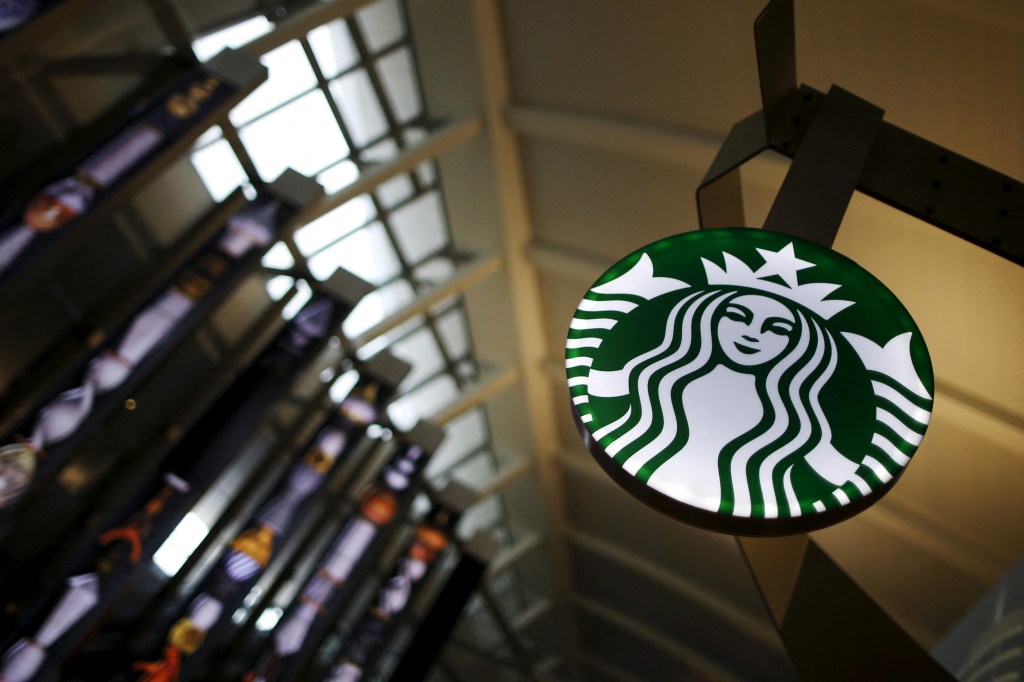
top-left (755, 243), bottom-right (813, 288)
top-left (702, 243), bottom-right (854, 319)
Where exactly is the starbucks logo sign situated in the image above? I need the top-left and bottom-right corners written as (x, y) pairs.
top-left (567, 228), bottom-right (934, 534)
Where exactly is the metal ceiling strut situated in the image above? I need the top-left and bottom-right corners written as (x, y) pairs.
top-left (698, 0), bottom-right (1024, 266)
top-left (694, 0), bottom-right (1024, 678)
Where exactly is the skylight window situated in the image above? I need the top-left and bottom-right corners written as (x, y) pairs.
top-left (180, 12), bottom-right (523, 627)
top-left (192, 16), bottom-right (272, 62)
top-left (229, 40), bottom-right (318, 126)
top-left (240, 90), bottom-right (350, 180)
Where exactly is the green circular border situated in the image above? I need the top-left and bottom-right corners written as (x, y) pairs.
top-left (566, 227), bottom-right (934, 536)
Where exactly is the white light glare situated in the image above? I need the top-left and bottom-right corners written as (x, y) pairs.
top-left (153, 512), bottom-right (210, 576)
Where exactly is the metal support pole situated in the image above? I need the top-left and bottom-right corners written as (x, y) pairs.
top-left (762, 85), bottom-right (883, 245)
top-left (737, 536), bottom-right (956, 681)
top-left (698, 24), bottom-right (954, 679)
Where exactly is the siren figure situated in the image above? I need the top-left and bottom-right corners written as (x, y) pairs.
top-left (570, 240), bottom-right (932, 519)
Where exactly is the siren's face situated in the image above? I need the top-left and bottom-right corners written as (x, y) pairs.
top-left (717, 294), bottom-right (796, 367)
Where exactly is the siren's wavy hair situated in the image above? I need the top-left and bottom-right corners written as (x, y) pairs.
top-left (598, 287), bottom-right (838, 518)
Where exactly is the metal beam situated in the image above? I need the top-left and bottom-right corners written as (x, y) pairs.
top-left (737, 537), bottom-right (956, 681)
top-left (554, 452), bottom-right (782, 649)
top-left (527, 240), bottom-right (609, 285)
top-left (242, 0), bottom-right (379, 57)
top-left (572, 595), bottom-right (740, 682)
top-left (145, 0), bottom-right (197, 58)
top-left (762, 85), bottom-right (884, 245)
top-left (350, 253), bottom-right (503, 348)
top-left (432, 365), bottom-right (520, 425)
top-left (696, 109), bottom-right (768, 229)
top-left (562, 525), bottom-right (783, 654)
top-left (754, 0), bottom-right (797, 137)
top-left (511, 597), bottom-right (553, 632)
top-left (469, 457), bottom-right (537, 503)
top-left (296, 117), bottom-right (483, 227)
top-left (488, 532), bottom-right (544, 577)
top-left (507, 104), bottom-right (722, 171)
top-left (578, 654), bottom-right (644, 682)
top-left (468, 1), bottom-right (585, 677)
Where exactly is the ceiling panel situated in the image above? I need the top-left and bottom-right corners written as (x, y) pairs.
top-left (519, 138), bottom-right (702, 262)
top-left (568, 543), bottom-right (797, 681)
top-left (558, 460), bottom-right (769, 621)
top-left (575, 608), bottom-right (724, 682)
top-left (795, 0), bottom-right (1024, 179)
top-left (499, 0), bottom-right (765, 135)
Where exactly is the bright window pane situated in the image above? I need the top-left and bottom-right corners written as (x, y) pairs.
top-left (266, 274), bottom-right (295, 300)
top-left (282, 278), bottom-right (313, 320)
top-left (306, 221), bottom-right (400, 284)
top-left (342, 279), bottom-right (415, 339)
top-left (193, 16), bottom-right (272, 62)
top-left (330, 69), bottom-right (388, 147)
top-left (414, 256), bottom-right (456, 284)
top-left (387, 374), bottom-right (458, 430)
top-left (426, 408), bottom-right (488, 476)
top-left (239, 90), bottom-right (349, 180)
top-left (230, 41), bottom-right (318, 126)
top-left (308, 19), bottom-right (359, 78)
top-left (190, 138), bottom-right (247, 201)
top-left (436, 307), bottom-right (471, 360)
top-left (418, 159), bottom-right (437, 186)
top-left (403, 126), bottom-right (427, 145)
top-left (329, 368), bottom-right (361, 403)
top-left (293, 195), bottom-right (376, 256)
top-left (356, 0), bottom-right (404, 53)
top-left (261, 242), bottom-right (294, 269)
top-left (316, 159), bottom-right (360, 193)
top-left (194, 125), bottom-right (222, 148)
top-left (392, 326), bottom-right (446, 388)
top-left (361, 136), bottom-right (399, 164)
top-left (377, 47), bottom-right (421, 123)
top-left (376, 173), bottom-right (415, 208)
top-left (390, 191), bottom-right (446, 264)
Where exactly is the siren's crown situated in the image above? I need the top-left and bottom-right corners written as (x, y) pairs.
top-left (702, 243), bottom-right (853, 319)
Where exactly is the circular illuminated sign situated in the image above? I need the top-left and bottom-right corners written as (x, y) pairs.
top-left (566, 228), bottom-right (933, 535)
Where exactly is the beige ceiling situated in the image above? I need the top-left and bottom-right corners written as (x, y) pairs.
top-left (411, 0), bottom-right (1024, 678)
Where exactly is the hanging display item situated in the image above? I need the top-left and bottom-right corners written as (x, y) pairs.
top-left (130, 363), bottom-right (407, 682)
top-left (321, 502), bottom-right (457, 682)
top-left (0, 0), bottom-right (67, 35)
top-left (385, 531), bottom-right (498, 682)
top-left (0, 287), bottom-right (368, 682)
top-left (0, 195), bottom-right (291, 511)
top-left (0, 51), bottom-right (259, 283)
top-left (244, 420), bottom-right (445, 682)
top-left (567, 228), bottom-right (933, 535)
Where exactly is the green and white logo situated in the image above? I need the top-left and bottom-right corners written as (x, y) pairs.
top-left (567, 228), bottom-right (933, 534)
